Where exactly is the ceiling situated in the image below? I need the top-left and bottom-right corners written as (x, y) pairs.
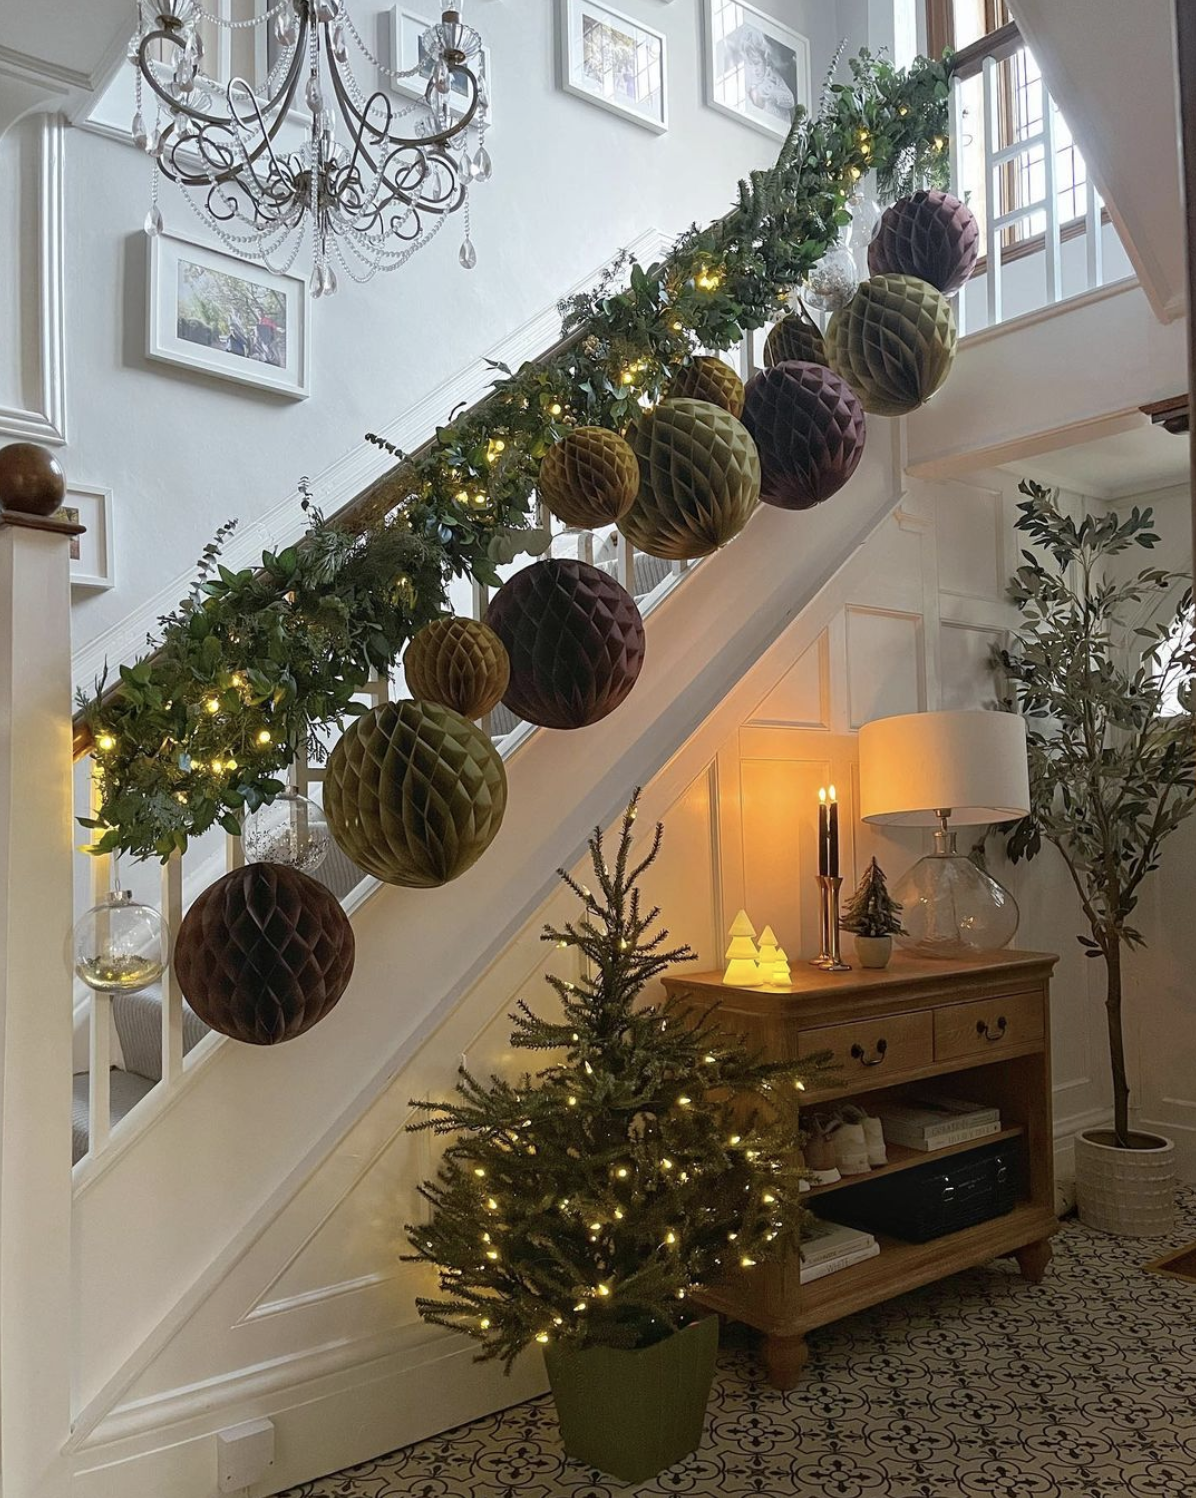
top-left (1000, 419), bottom-right (1191, 501)
top-left (0, 0), bottom-right (131, 117)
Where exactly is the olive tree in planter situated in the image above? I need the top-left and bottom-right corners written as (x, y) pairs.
top-left (999, 481), bottom-right (1195, 1234)
top-left (406, 794), bottom-right (828, 1483)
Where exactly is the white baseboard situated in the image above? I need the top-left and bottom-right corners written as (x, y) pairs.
top-left (73, 1328), bottom-right (546, 1498)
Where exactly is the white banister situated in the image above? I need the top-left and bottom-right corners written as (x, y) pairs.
top-left (1084, 175), bottom-right (1104, 290)
top-left (0, 509), bottom-right (77, 1498)
top-left (982, 55), bottom-right (1003, 328)
top-left (949, 75), bottom-right (969, 338)
top-left (88, 991), bottom-right (112, 1156)
top-left (1041, 95), bottom-right (1062, 304)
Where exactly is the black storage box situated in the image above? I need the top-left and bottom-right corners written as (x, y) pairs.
top-left (828, 1140), bottom-right (1021, 1243)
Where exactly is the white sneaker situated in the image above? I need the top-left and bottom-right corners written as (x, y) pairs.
top-left (829, 1115), bottom-right (870, 1176)
top-left (842, 1104), bottom-right (888, 1167)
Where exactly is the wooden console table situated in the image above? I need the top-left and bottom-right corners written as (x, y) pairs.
top-left (662, 949), bottom-right (1059, 1388)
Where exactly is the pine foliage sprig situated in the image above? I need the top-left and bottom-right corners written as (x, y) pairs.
top-left (840, 857), bottom-right (905, 938)
top-left (405, 792), bottom-right (831, 1368)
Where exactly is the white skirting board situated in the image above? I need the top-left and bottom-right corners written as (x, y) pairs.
top-left (72, 1334), bottom-right (546, 1498)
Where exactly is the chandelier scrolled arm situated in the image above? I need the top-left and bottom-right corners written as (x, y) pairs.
top-left (129, 0), bottom-right (491, 293)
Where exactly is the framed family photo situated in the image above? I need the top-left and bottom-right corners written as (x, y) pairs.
top-left (702, 0), bottom-right (811, 140)
top-left (558, 0), bottom-right (668, 134)
top-left (388, 6), bottom-right (493, 122)
top-left (55, 485), bottom-right (115, 591)
top-left (146, 234), bottom-right (310, 399)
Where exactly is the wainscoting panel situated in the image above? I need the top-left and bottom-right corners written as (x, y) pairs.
top-left (845, 606), bottom-right (925, 728)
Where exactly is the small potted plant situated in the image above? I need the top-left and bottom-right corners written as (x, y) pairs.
top-left (840, 857), bottom-right (905, 968)
top-left (406, 795), bottom-right (827, 1483)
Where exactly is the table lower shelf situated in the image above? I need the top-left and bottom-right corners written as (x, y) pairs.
top-left (805, 1125), bottom-right (1025, 1198)
top-left (697, 1201), bottom-right (1059, 1337)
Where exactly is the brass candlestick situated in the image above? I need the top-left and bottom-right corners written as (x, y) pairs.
top-left (815, 874), bottom-right (851, 973)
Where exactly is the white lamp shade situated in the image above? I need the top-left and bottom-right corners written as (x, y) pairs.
top-left (858, 710), bottom-right (1031, 827)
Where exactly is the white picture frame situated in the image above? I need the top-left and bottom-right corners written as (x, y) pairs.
top-left (558, 0), bottom-right (668, 135)
top-left (388, 6), bottom-right (493, 123)
top-left (146, 233), bottom-right (310, 400)
top-left (56, 485), bottom-right (115, 591)
top-left (702, 0), bottom-right (811, 141)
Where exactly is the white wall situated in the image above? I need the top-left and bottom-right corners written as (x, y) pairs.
top-left (0, 1), bottom-right (843, 666)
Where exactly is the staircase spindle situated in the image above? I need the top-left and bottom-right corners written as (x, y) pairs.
top-left (1041, 97), bottom-right (1062, 305)
top-left (88, 992), bottom-right (113, 1157)
top-left (160, 852), bottom-right (185, 1084)
top-left (982, 55), bottom-right (1004, 328)
top-left (1084, 178), bottom-right (1103, 293)
top-left (949, 75), bottom-right (969, 337)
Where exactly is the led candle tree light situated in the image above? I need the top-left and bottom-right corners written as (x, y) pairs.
top-left (405, 793), bottom-right (829, 1481)
top-left (724, 908), bottom-right (764, 986)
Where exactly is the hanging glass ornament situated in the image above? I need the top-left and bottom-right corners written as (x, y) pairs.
top-left (798, 237), bottom-right (859, 314)
top-left (144, 204), bottom-right (164, 237)
top-left (242, 787), bottom-right (332, 875)
top-left (846, 190), bottom-right (881, 254)
top-left (459, 237), bottom-right (477, 269)
top-left (74, 887), bottom-right (171, 995)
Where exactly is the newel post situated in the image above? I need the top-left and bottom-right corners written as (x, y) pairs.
top-left (0, 443), bottom-right (78, 1498)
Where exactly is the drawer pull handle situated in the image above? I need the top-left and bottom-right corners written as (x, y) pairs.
top-left (977, 1015), bottom-right (1008, 1042)
top-left (850, 1038), bottom-right (888, 1067)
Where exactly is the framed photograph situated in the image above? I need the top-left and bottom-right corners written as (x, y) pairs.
top-left (702, 0), bottom-right (811, 141)
top-left (558, 0), bottom-right (668, 135)
top-left (146, 234), bottom-right (310, 399)
top-left (55, 485), bottom-right (114, 591)
top-left (388, 6), bottom-right (493, 122)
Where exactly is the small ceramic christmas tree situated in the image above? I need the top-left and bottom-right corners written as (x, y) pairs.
top-left (723, 909), bottom-right (764, 986)
top-left (770, 945), bottom-right (792, 987)
top-left (756, 925), bottom-right (782, 980)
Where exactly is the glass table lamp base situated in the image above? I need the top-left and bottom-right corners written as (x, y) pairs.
top-left (892, 841), bottom-right (1019, 958)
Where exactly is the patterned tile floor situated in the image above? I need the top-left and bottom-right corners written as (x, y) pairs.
top-left (283, 1192), bottom-right (1196, 1497)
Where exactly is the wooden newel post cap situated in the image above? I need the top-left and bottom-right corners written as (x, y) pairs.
top-left (0, 442), bottom-right (66, 517)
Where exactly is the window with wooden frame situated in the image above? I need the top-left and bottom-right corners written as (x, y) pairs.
top-left (927, 0), bottom-right (1098, 270)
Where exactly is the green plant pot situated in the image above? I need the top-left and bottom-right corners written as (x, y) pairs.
top-left (543, 1315), bottom-right (719, 1483)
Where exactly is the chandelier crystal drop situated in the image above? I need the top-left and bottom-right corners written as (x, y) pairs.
top-left (127, 0), bottom-right (491, 295)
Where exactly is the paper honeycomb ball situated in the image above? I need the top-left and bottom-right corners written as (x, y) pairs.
top-left (323, 700), bottom-right (507, 887)
top-left (742, 362), bottom-right (866, 511)
top-left (868, 190), bottom-right (980, 297)
top-left (538, 427), bottom-right (639, 528)
top-left (825, 274), bottom-right (957, 418)
top-left (485, 558), bottom-right (645, 730)
top-left (764, 307), bottom-right (827, 370)
top-left (665, 356), bottom-right (746, 418)
top-left (403, 616), bottom-right (510, 720)
top-left (618, 398), bottom-right (760, 561)
top-left (0, 442), bottom-right (66, 516)
top-left (173, 863), bottom-right (355, 1046)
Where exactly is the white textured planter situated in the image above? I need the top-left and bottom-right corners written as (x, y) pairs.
top-left (853, 935), bottom-right (892, 969)
top-left (1074, 1129), bottom-right (1177, 1237)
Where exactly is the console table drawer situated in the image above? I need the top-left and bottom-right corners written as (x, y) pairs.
top-left (934, 990), bottom-right (1045, 1061)
top-left (797, 1009), bottom-right (933, 1083)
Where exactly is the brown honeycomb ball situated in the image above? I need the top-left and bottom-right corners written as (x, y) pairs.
top-left (742, 362), bottom-right (866, 511)
top-left (486, 558), bottom-right (645, 730)
top-left (665, 356), bottom-right (746, 418)
top-left (173, 863), bottom-right (355, 1046)
top-left (868, 190), bottom-right (980, 297)
top-left (538, 427), bottom-right (639, 528)
top-left (0, 442), bottom-right (66, 516)
top-left (404, 617), bottom-right (510, 720)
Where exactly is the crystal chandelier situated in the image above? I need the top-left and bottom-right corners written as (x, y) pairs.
top-left (129, 0), bottom-right (491, 295)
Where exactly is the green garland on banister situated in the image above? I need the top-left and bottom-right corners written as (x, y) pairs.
top-left (81, 49), bottom-right (950, 862)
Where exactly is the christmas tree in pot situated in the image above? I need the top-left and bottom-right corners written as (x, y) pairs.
top-left (406, 793), bottom-right (829, 1483)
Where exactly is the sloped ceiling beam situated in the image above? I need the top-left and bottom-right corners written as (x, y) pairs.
top-left (1011, 0), bottom-right (1186, 324)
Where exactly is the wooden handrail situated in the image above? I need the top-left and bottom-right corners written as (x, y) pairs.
top-left (950, 20), bottom-right (1023, 80)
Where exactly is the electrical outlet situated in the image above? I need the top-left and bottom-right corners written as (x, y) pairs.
top-left (217, 1418), bottom-right (275, 1494)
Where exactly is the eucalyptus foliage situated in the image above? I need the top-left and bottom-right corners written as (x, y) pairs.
top-left (998, 481), bottom-right (1195, 1145)
top-left (80, 50), bottom-right (950, 862)
top-left (405, 795), bottom-right (829, 1367)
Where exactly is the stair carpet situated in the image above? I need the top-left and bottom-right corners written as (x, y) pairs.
top-left (72, 548), bottom-right (673, 1162)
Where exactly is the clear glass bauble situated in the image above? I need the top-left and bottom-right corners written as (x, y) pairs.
top-left (799, 242), bottom-right (859, 314)
top-left (891, 830), bottom-right (1019, 958)
top-left (242, 788), bottom-right (331, 874)
top-left (846, 190), bottom-right (881, 253)
top-left (74, 889), bottom-right (171, 994)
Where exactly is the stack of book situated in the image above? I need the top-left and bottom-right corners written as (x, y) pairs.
top-left (798, 1219), bottom-right (880, 1283)
top-left (875, 1094), bottom-right (1001, 1152)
